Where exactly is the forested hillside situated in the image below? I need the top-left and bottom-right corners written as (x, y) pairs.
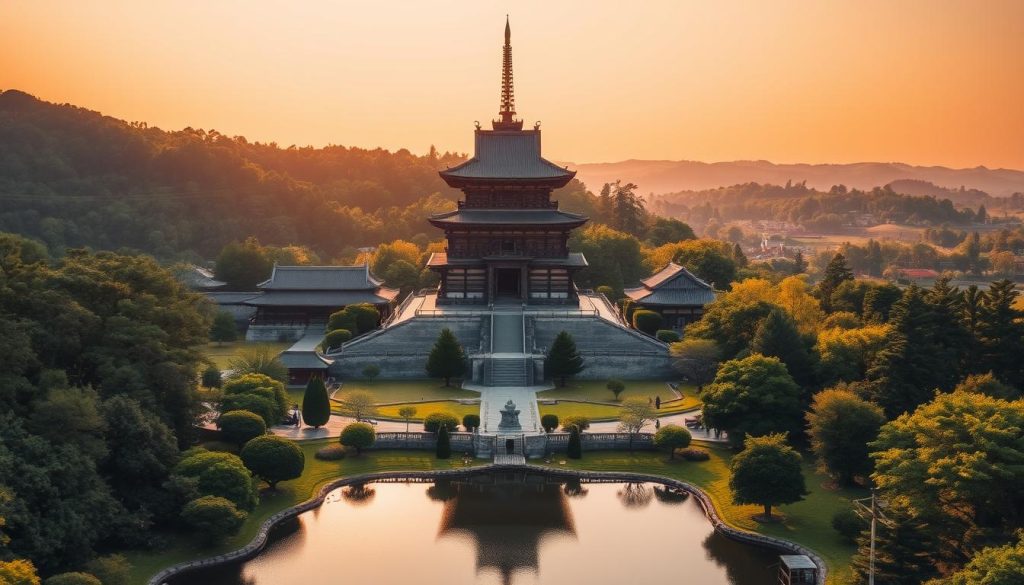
top-left (0, 90), bottom-right (602, 261)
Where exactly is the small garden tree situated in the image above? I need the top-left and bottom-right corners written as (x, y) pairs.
top-left (221, 373), bottom-right (289, 426)
top-left (806, 386), bottom-right (885, 485)
top-left (340, 390), bottom-right (376, 421)
top-left (301, 376), bottom-right (331, 429)
top-left (632, 309), bottom-right (664, 335)
top-left (729, 433), bottom-right (807, 520)
top-left (436, 425), bottom-right (451, 459)
top-left (240, 436), bottom-right (305, 489)
top-left (209, 311), bottom-right (237, 344)
top-left (217, 410), bottom-right (266, 447)
top-left (423, 411), bottom-right (459, 433)
top-left (362, 364), bottom-right (380, 381)
top-left (180, 495), bottom-right (247, 544)
top-left (670, 338), bottom-right (722, 390)
top-left (339, 422), bottom-right (376, 455)
top-left (606, 379), bottom-right (626, 401)
top-left (701, 354), bottom-right (802, 447)
top-left (426, 328), bottom-right (466, 387)
top-left (398, 406), bottom-right (417, 432)
top-left (201, 365), bottom-right (223, 388)
top-left (653, 424), bottom-right (692, 460)
top-left (347, 303), bottom-right (381, 334)
top-left (172, 450), bottom-right (258, 510)
top-left (561, 415), bottom-right (591, 432)
top-left (567, 425), bottom-right (582, 459)
top-left (540, 414), bottom-right (559, 433)
top-left (546, 331), bottom-right (584, 387)
top-left (618, 397), bottom-right (654, 451)
top-left (320, 329), bottom-right (352, 352)
top-left (462, 414), bottom-right (480, 432)
top-left (656, 329), bottom-right (681, 343)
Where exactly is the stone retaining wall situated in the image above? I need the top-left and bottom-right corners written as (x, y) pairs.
top-left (147, 464), bottom-right (827, 585)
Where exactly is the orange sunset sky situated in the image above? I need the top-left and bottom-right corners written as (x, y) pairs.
top-left (3, 0), bottom-right (1023, 169)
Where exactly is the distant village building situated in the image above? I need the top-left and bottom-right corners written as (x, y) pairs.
top-left (624, 263), bottom-right (716, 331)
top-left (890, 267), bottom-right (941, 282)
top-left (245, 264), bottom-right (398, 341)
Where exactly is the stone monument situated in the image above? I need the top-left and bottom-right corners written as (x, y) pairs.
top-left (497, 399), bottom-right (521, 431)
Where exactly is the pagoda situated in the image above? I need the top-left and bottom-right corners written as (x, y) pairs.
top-left (427, 18), bottom-right (588, 305)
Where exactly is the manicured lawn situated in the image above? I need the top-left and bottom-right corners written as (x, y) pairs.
top-left (125, 443), bottom-right (481, 585)
top-left (373, 400), bottom-right (480, 421)
top-left (200, 341), bottom-right (291, 370)
top-left (334, 379), bottom-right (480, 404)
top-left (543, 447), bottom-right (862, 583)
top-left (538, 380), bottom-right (701, 409)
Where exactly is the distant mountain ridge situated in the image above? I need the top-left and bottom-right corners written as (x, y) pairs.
top-left (570, 159), bottom-right (1024, 198)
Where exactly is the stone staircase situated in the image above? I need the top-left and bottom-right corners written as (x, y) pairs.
top-left (488, 358), bottom-right (529, 386)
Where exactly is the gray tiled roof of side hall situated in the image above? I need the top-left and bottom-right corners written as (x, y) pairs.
top-left (624, 288), bottom-right (716, 306)
top-left (440, 130), bottom-right (575, 179)
top-left (429, 209), bottom-right (587, 225)
top-left (258, 265), bottom-right (382, 290)
top-left (244, 290), bottom-right (398, 307)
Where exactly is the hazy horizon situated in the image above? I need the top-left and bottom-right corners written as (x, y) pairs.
top-left (5, 1), bottom-right (1023, 169)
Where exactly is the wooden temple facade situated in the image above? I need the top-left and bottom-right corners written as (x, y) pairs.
top-left (427, 18), bottom-right (588, 305)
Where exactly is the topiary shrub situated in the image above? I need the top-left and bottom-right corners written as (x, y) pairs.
top-left (321, 329), bottom-right (352, 352)
top-left (656, 329), bottom-right (681, 343)
top-left (172, 449), bottom-right (258, 510)
top-left (423, 411), bottom-right (459, 433)
top-left (84, 554), bottom-right (131, 585)
top-left (217, 409), bottom-right (267, 447)
top-left (567, 425), bottom-right (582, 459)
top-left (201, 365), bottom-right (223, 388)
top-left (561, 415), bottom-right (591, 432)
top-left (678, 447), bottom-right (710, 462)
top-left (606, 379), bottom-right (626, 401)
top-left (339, 422), bottom-right (376, 455)
top-left (596, 285), bottom-right (615, 298)
top-left (240, 435), bottom-right (305, 489)
top-left (832, 509), bottom-right (866, 544)
top-left (43, 573), bottom-right (102, 585)
top-left (346, 303), bottom-right (381, 333)
top-left (315, 444), bottom-right (347, 461)
top-left (221, 373), bottom-right (289, 426)
top-left (633, 309), bottom-right (664, 335)
top-left (436, 425), bottom-right (451, 459)
top-left (180, 495), bottom-right (247, 545)
top-left (327, 308), bottom-right (357, 333)
top-left (541, 414), bottom-right (559, 433)
top-left (462, 414), bottom-right (480, 432)
top-left (301, 376), bottom-right (331, 429)
top-left (654, 424), bottom-right (693, 459)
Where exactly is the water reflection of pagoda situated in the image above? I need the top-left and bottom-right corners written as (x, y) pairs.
top-left (437, 479), bottom-right (576, 585)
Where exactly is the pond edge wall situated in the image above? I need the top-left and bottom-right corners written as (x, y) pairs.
top-left (147, 464), bottom-right (827, 585)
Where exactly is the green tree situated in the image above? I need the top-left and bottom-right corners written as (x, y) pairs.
top-left (540, 414), bottom-right (559, 433)
top-left (201, 364), bottom-right (223, 388)
top-left (792, 250), bottom-right (807, 274)
top-left (339, 422), bottom-right (376, 455)
top-left (728, 433), bottom-right (807, 520)
top-left (569, 224), bottom-right (645, 295)
top-left (240, 435), bottom-right (305, 489)
top-left (227, 346), bottom-right (288, 384)
top-left (301, 376), bottom-right (331, 429)
top-left (817, 253), bottom-right (854, 313)
top-left (977, 279), bottom-right (1024, 389)
top-left (805, 387), bottom-right (885, 485)
top-left (180, 496), bottom-right (247, 545)
top-left (653, 424), bottom-right (692, 460)
top-left (461, 414), bottom-right (480, 431)
top-left (425, 328), bottom-right (466, 387)
top-left (850, 505), bottom-right (940, 585)
top-left (931, 535), bottom-right (1024, 585)
top-left (214, 238), bottom-right (273, 290)
top-left (398, 405), bottom-right (417, 432)
top-left (346, 303), bottom-right (381, 334)
top-left (209, 311), bottom-right (237, 343)
top-left (618, 397), bottom-right (654, 451)
top-left (339, 390), bottom-right (376, 421)
top-left (701, 355), bottom-right (803, 446)
top-left (0, 560), bottom-right (39, 585)
top-left (327, 308), bottom-right (357, 333)
top-left (546, 331), bottom-right (584, 387)
top-left (644, 217), bottom-right (695, 247)
top-left (362, 364), bottom-right (381, 381)
top-left (42, 573), bottom-right (100, 585)
top-left (749, 308), bottom-right (813, 388)
top-left (320, 329), bottom-right (352, 352)
top-left (632, 309), bottom-right (663, 335)
top-left (685, 297), bottom-right (775, 358)
top-left (670, 338), bottom-right (722, 390)
top-left (172, 450), bottom-right (258, 510)
top-left (567, 425), bottom-right (582, 459)
top-left (423, 411), bottom-right (459, 433)
top-left (82, 555), bottom-right (131, 585)
top-left (436, 425), bottom-right (451, 459)
top-left (606, 379), bottom-right (626, 401)
top-left (221, 373), bottom-right (289, 426)
top-left (217, 410), bottom-right (267, 447)
top-left (561, 415), bottom-right (591, 432)
top-left (955, 372), bottom-right (1017, 399)
top-left (671, 239), bottom-right (737, 290)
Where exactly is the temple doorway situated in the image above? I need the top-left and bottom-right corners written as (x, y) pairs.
top-left (505, 438), bottom-right (515, 454)
top-left (495, 268), bottom-right (521, 299)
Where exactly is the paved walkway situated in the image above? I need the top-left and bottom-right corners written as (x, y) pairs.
top-left (474, 384), bottom-right (545, 435)
top-left (271, 413), bottom-right (409, 439)
top-left (588, 408), bottom-right (729, 443)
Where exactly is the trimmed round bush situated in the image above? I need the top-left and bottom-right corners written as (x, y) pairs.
top-left (423, 411), bottom-right (459, 433)
top-left (654, 424), bottom-right (692, 459)
top-left (315, 444), bottom-right (347, 460)
top-left (541, 414), bottom-right (559, 433)
top-left (339, 422), bottom-right (376, 454)
top-left (595, 285), bottom-right (615, 298)
top-left (173, 449), bottom-right (258, 510)
top-left (327, 308), bottom-right (357, 333)
top-left (201, 365), bottom-right (223, 388)
top-left (43, 573), bottom-right (102, 585)
top-left (832, 509), bottom-right (866, 543)
top-left (561, 415), bottom-right (591, 432)
top-left (656, 329), bottom-right (681, 343)
top-left (632, 309), bottom-right (664, 335)
top-left (462, 413), bottom-right (480, 431)
top-left (240, 435), bottom-right (305, 489)
top-left (180, 495), bottom-right (247, 544)
top-left (347, 303), bottom-right (381, 333)
top-left (678, 447), bottom-right (710, 461)
top-left (217, 409), bottom-right (266, 447)
top-left (84, 554), bottom-right (131, 585)
top-left (321, 329), bottom-right (352, 352)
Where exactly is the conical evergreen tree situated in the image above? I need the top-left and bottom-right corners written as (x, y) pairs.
top-left (750, 308), bottom-right (813, 389)
top-left (977, 279), bottom-right (1024, 389)
top-left (732, 243), bottom-right (748, 268)
top-left (792, 250), bottom-right (807, 274)
top-left (817, 253), bottom-right (854, 313)
top-left (301, 376), bottom-right (331, 429)
top-left (546, 331), bottom-right (584, 387)
top-left (426, 328), bottom-right (466, 387)
top-left (567, 425), bottom-right (582, 459)
top-left (435, 424), bottom-right (451, 459)
top-left (850, 510), bottom-right (939, 585)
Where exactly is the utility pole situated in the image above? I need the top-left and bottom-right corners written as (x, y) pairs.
top-left (853, 488), bottom-right (894, 585)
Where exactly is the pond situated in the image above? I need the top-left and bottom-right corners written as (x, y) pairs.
top-left (171, 472), bottom-right (779, 585)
